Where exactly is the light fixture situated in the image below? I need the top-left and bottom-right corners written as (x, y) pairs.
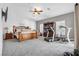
top-left (32, 7), bottom-right (43, 15)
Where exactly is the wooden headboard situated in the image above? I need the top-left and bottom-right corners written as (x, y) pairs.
top-left (16, 26), bottom-right (31, 32)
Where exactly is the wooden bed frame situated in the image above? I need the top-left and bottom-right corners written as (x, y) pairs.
top-left (18, 31), bottom-right (37, 41)
top-left (13, 26), bottom-right (37, 41)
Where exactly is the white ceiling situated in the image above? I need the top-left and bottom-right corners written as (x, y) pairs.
top-left (1, 3), bottom-right (75, 21)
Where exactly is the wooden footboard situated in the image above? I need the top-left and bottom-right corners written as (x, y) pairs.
top-left (18, 32), bottom-right (37, 41)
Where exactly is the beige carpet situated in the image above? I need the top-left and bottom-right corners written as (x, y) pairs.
top-left (2, 37), bottom-right (74, 56)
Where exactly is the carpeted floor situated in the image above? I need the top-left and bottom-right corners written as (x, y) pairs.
top-left (2, 37), bottom-right (74, 56)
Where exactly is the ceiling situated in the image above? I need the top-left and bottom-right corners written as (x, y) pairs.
top-left (1, 3), bottom-right (75, 21)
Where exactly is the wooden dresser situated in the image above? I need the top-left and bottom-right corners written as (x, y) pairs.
top-left (5, 33), bottom-right (13, 39)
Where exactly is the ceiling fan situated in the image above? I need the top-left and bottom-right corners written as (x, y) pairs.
top-left (31, 7), bottom-right (43, 15)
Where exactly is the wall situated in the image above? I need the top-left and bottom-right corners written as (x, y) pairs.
top-left (36, 12), bottom-right (74, 38)
top-left (2, 4), bottom-right (36, 33)
top-left (0, 4), bottom-right (3, 56)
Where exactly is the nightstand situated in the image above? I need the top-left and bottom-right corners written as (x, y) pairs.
top-left (5, 32), bottom-right (13, 39)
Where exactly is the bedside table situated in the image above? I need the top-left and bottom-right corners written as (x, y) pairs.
top-left (5, 32), bottom-right (13, 39)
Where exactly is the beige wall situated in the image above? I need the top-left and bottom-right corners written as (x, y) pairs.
top-left (36, 12), bottom-right (74, 38)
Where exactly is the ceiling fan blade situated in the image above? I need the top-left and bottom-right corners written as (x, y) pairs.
top-left (37, 12), bottom-right (40, 14)
top-left (33, 12), bottom-right (35, 14)
top-left (39, 10), bottom-right (43, 12)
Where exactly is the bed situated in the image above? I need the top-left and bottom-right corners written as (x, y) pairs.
top-left (14, 26), bottom-right (37, 41)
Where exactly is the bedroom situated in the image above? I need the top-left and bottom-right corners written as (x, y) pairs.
top-left (0, 3), bottom-right (75, 56)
